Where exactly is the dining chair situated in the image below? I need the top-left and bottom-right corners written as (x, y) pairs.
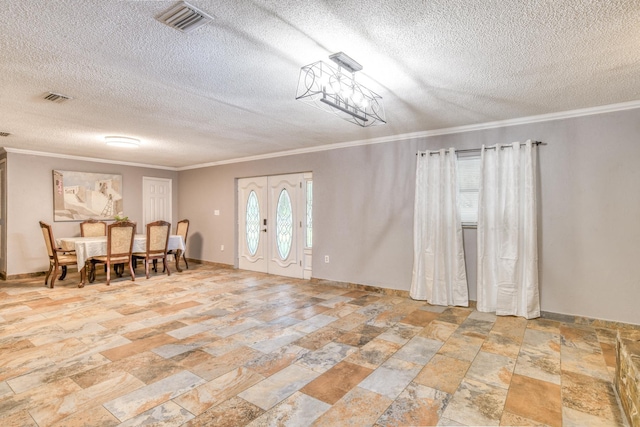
top-left (39, 221), bottom-right (82, 288)
top-left (88, 220), bottom-right (136, 285)
top-left (80, 219), bottom-right (109, 274)
top-left (80, 219), bottom-right (107, 237)
top-left (132, 220), bottom-right (171, 279)
top-left (166, 219), bottom-right (189, 271)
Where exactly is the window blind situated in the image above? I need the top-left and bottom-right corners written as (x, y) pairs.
top-left (457, 156), bottom-right (480, 224)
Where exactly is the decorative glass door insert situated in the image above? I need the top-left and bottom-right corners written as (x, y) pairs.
top-left (246, 190), bottom-right (261, 256)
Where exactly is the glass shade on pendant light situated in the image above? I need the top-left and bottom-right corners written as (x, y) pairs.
top-left (104, 136), bottom-right (140, 148)
top-left (295, 52), bottom-right (386, 127)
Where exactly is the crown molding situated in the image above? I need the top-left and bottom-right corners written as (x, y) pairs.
top-left (4, 100), bottom-right (640, 171)
top-left (179, 99), bottom-right (640, 170)
top-left (1, 147), bottom-right (178, 171)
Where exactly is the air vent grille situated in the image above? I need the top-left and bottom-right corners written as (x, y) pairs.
top-left (0, 132), bottom-right (10, 137)
top-left (44, 92), bottom-right (73, 103)
top-left (158, 1), bottom-right (213, 33)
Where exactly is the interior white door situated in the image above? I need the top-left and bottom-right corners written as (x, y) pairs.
top-left (238, 176), bottom-right (268, 273)
top-left (238, 173), bottom-right (307, 278)
top-left (142, 177), bottom-right (172, 228)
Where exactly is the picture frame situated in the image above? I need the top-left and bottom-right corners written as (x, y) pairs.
top-left (53, 170), bottom-right (123, 222)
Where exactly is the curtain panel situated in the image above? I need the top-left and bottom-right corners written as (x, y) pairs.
top-left (411, 148), bottom-right (469, 306)
top-left (477, 140), bottom-right (540, 319)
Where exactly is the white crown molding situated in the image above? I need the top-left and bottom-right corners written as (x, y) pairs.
top-left (1, 147), bottom-right (178, 171)
top-left (4, 100), bottom-right (640, 171)
top-left (179, 99), bottom-right (640, 171)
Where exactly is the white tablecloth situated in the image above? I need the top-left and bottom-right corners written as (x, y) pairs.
top-left (57, 234), bottom-right (185, 269)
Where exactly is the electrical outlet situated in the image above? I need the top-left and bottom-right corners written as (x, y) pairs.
top-left (221, 245), bottom-right (224, 251)
top-left (324, 255), bottom-right (329, 263)
top-left (214, 210), bottom-right (220, 216)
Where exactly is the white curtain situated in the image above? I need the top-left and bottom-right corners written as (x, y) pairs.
top-left (477, 140), bottom-right (540, 319)
top-left (411, 148), bottom-right (469, 306)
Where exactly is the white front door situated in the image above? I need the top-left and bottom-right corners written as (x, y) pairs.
top-left (142, 177), bottom-right (172, 228)
top-left (266, 174), bottom-right (304, 277)
top-left (238, 173), bottom-right (309, 279)
top-left (238, 176), bottom-right (268, 273)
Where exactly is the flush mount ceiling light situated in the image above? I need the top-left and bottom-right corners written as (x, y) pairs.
top-left (295, 52), bottom-right (386, 127)
top-left (104, 136), bottom-right (140, 148)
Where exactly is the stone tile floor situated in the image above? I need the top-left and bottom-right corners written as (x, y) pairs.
top-left (0, 264), bottom-right (630, 426)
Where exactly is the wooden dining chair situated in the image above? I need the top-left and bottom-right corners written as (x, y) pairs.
top-left (80, 219), bottom-right (107, 237)
top-left (81, 219), bottom-right (109, 274)
top-left (132, 220), bottom-right (171, 279)
top-left (166, 219), bottom-right (189, 271)
top-left (39, 221), bottom-right (82, 288)
top-left (89, 221), bottom-right (135, 285)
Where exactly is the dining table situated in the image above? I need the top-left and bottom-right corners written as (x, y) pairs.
top-left (57, 234), bottom-right (186, 286)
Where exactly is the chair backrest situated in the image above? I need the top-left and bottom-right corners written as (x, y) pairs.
top-left (106, 221), bottom-right (135, 259)
top-left (80, 219), bottom-right (107, 237)
top-left (176, 219), bottom-right (189, 245)
top-left (146, 220), bottom-right (171, 254)
top-left (39, 221), bottom-right (56, 259)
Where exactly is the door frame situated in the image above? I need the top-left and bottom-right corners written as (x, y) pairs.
top-left (0, 159), bottom-right (5, 279)
top-left (236, 172), bottom-right (312, 279)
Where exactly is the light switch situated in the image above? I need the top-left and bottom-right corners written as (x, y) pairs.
top-left (214, 210), bottom-right (220, 216)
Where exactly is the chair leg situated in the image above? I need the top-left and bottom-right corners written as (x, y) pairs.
top-left (59, 265), bottom-right (67, 280)
top-left (106, 262), bottom-right (111, 286)
top-left (129, 262), bottom-right (136, 281)
top-left (183, 253), bottom-right (188, 269)
top-left (164, 257), bottom-right (171, 276)
top-left (44, 263), bottom-right (53, 287)
top-left (78, 267), bottom-right (85, 288)
top-left (145, 258), bottom-right (150, 279)
top-left (88, 262), bottom-right (96, 283)
top-left (50, 265), bottom-right (58, 288)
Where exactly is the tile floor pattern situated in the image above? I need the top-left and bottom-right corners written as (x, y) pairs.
top-left (0, 264), bottom-right (630, 426)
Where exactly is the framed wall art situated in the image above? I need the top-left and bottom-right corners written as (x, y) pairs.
top-left (53, 170), bottom-right (123, 221)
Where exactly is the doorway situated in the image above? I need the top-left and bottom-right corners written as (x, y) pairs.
top-left (238, 173), bottom-right (312, 279)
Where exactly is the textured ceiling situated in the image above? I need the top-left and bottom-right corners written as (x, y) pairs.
top-left (0, 0), bottom-right (639, 168)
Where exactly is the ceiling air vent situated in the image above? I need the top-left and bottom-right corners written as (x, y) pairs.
top-left (0, 132), bottom-right (10, 137)
top-left (44, 92), bottom-right (73, 103)
top-left (158, 1), bottom-right (214, 33)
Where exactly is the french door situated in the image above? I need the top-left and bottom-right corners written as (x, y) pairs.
top-left (238, 173), bottom-right (311, 279)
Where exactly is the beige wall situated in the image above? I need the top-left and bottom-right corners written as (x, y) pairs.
top-left (5, 108), bottom-right (639, 325)
top-left (179, 108), bottom-right (640, 325)
top-left (6, 152), bottom-right (178, 275)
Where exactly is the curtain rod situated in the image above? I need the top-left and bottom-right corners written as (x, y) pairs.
top-left (417, 141), bottom-right (545, 156)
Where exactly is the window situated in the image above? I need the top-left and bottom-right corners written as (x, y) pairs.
top-left (245, 190), bottom-right (260, 255)
top-left (457, 155), bottom-right (480, 225)
top-left (305, 180), bottom-right (313, 248)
